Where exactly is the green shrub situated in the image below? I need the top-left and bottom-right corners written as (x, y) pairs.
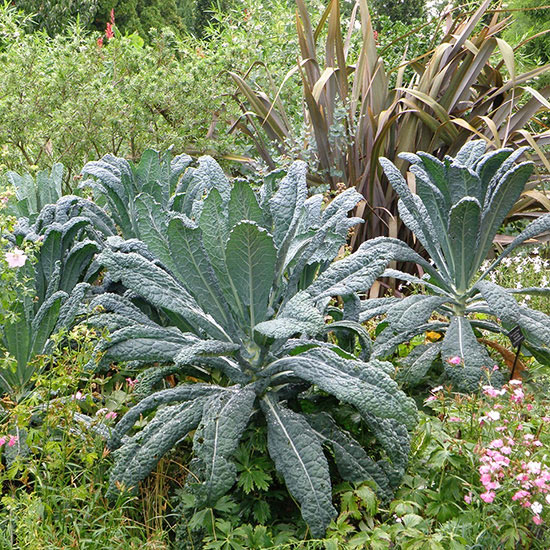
top-left (0, 327), bottom-right (167, 549)
top-left (0, 1), bottom-right (303, 185)
top-left (13, 0), bottom-right (98, 35)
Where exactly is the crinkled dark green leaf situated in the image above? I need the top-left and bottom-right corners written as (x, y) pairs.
top-left (261, 397), bottom-right (336, 538)
top-left (192, 388), bottom-right (256, 505)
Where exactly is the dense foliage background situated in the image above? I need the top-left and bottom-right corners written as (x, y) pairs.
top-left (1, 0), bottom-right (550, 548)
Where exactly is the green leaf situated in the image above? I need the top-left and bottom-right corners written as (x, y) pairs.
top-left (108, 384), bottom-right (228, 450)
top-left (108, 397), bottom-right (207, 497)
top-left (56, 282), bottom-right (90, 331)
top-left (306, 412), bottom-right (392, 498)
top-left (134, 193), bottom-right (174, 270)
top-left (415, 153), bottom-right (451, 204)
top-left (475, 148), bottom-right (513, 201)
top-left (254, 291), bottom-right (324, 339)
top-left (282, 347), bottom-right (417, 430)
top-left (517, 306), bottom-right (550, 348)
top-left (261, 396), bottom-right (336, 538)
top-left (136, 150), bottom-right (164, 203)
top-left (101, 324), bottom-right (197, 359)
top-left (199, 189), bottom-right (246, 321)
top-left (441, 316), bottom-right (492, 391)
top-left (447, 164), bottom-right (482, 205)
top-left (386, 295), bottom-right (447, 333)
top-left (410, 164), bottom-right (452, 255)
top-left (475, 162), bottom-right (533, 268)
top-left (454, 140), bottom-right (487, 167)
top-left (98, 246), bottom-right (230, 341)
top-left (397, 343), bottom-right (442, 386)
top-left (59, 240), bottom-right (99, 294)
top-left (82, 156), bottom-right (136, 237)
top-left (225, 222), bottom-right (277, 331)
top-left (228, 180), bottom-right (265, 229)
top-left (359, 298), bottom-right (400, 323)
top-left (192, 388), bottom-right (256, 505)
top-left (475, 280), bottom-right (520, 325)
top-left (167, 218), bottom-right (235, 334)
top-left (380, 157), bottom-right (447, 272)
top-left (447, 197), bottom-right (481, 290)
top-left (270, 160), bottom-right (308, 250)
top-left (174, 340), bottom-right (241, 367)
top-left (31, 291), bottom-right (66, 357)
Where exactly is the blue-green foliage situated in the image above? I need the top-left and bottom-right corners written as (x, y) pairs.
top-left (84, 150), bottom-right (418, 537)
top-left (373, 142), bottom-right (550, 390)
top-left (1, 192), bottom-right (115, 396)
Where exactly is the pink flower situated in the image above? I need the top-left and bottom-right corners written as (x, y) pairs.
top-left (542, 417), bottom-right (550, 422)
top-left (489, 439), bottom-right (504, 449)
top-left (480, 473), bottom-right (492, 484)
top-left (7, 435), bottom-right (18, 447)
top-left (106, 22), bottom-right (114, 40)
top-left (126, 377), bottom-right (137, 388)
top-left (534, 477), bottom-right (547, 488)
top-left (105, 411), bottom-right (117, 420)
top-left (0, 436), bottom-right (6, 447)
top-left (5, 248), bottom-right (27, 268)
top-left (72, 391), bottom-right (85, 401)
top-left (480, 491), bottom-right (496, 503)
top-left (527, 462), bottom-right (542, 475)
top-left (526, 404), bottom-right (533, 411)
top-left (511, 388), bottom-right (525, 403)
top-left (533, 515), bottom-right (543, 525)
top-left (510, 380), bottom-right (522, 386)
top-left (501, 446), bottom-right (512, 455)
top-left (110, 8), bottom-right (115, 25)
top-left (483, 385), bottom-right (506, 397)
top-left (425, 395), bottom-right (437, 402)
top-left (464, 493), bottom-right (473, 504)
top-left (448, 356), bottom-right (462, 365)
top-left (512, 490), bottom-right (530, 501)
top-left (448, 417), bottom-right (461, 422)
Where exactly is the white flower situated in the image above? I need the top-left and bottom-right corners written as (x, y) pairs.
top-left (532, 502), bottom-right (543, 515)
top-left (5, 248), bottom-right (27, 268)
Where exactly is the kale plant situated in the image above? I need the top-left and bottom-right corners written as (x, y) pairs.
top-left (365, 141), bottom-right (550, 391)
top-left (0, 194), bottom-right (115, 396)
top-left (86, 155), bottom-right (417, 536)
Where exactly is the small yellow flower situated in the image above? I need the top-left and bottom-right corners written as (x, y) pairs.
top-left (426, 331), bottom-right (442, 342)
